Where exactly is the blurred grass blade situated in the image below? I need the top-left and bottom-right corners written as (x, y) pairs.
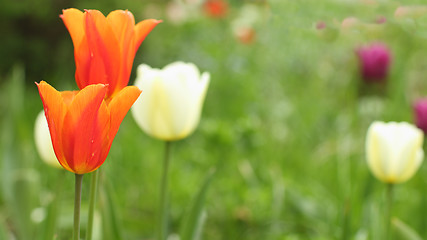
top-left (39, 171), bottom-right (66, 240)
top-left (1, 64), bottom-right (39, 239)
top-left (11, 169), bottom-right (40, 239)
top-left (180, 168), bottom-right (215, 240)
top-left (392, 217), bottom-right (423, 240)
top-left (99, 175), bottom-right (123, 240)
top-left (0, 216), bottom-right (10, 240)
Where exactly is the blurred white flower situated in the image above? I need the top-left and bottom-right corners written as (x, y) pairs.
top-left (131, 62), bottom-right (210, 141)
top-left (31, 207), bottom-right (46, 223)
top-left (366, 121), bottom-right (424, 183)
top-left (34, 111), bottom-right (62, 169)
top-left (341, 17), bottom-right (360, 30)
top-left (394, 6), bottom-right (427, 19)
top-left (166, 0), bottom-right (202, 25)
top-left (231, 4), bottom-right (261, 44)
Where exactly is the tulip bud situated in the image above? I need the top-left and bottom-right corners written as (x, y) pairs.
top-left (414, 99), bottom-right (427, 134)
top-left (366, 121), bottom-right (424, 184)
top-left (34, 111), bottom-right (62, 169)
top-left (131, 62), bottom-right (210, 141)
top-left (356, 43), bottom-right (391, 83)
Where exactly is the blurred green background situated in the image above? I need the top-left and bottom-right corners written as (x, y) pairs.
top-left (3, 0), bottom-right (427, 239)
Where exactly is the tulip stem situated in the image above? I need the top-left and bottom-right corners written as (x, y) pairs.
top-left (385, 183), bottom-right (394, 240)
top-left (158, 141), bottom-right (172, 240)
top-left (86, 169), bottom-right (100, 240)
top-left (74, 174), bottom-right (84, 240)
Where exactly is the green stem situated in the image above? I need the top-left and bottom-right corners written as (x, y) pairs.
top-left (86, 169), bottom-right (100, 240)
top-left (385, 183), bottom-right (394, 240)
top-left (42, 170), bottom-right (66, 240)
top-left (158, 141), bottom-right (172, 240)
top-left (341, 198), bottom-right (350, 240)
top-left (74, 174), bottom-right (84, 240)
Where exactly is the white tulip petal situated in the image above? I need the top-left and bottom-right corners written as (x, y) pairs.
top-left (399, 148), bottom-right (424, 182)
top-left (365, 121), bottom-right (424, 183)
top-left (132, 62), bottom-right (210, 141)
top-left (162, 68), bottom-right (193, 137)
top-left (366, 122), bottom-right (388, 181)
top-left (34, 111), bottom-right (62, 169)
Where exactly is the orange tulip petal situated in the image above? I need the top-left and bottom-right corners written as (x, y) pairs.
top-left (126, 20), bottom-right (161, 88)
top-left (61, 84), bottom-right (109, 174)
top-left (107, 10), bottom-right (135, 48)
top-left (106, 10), bottom-right (136, 96)
top-left (60, 9), bottom-right (85, 51)
top-left (74, 37), bottom-right (91, 89)
top-left (134, 19), bottom-right (162, 51)
top-left (95, 100), bottom-right (112, 170)
top-left (61, 90), bottom-right (78, 105)
top-left (84, 10), bottom-right (120, 96)
top-left (61, 9), bottom-right (92, 90)
top-left (36, 81), bottom-right (71, 171)
top-left (107, 86), bottom-right (142, 147)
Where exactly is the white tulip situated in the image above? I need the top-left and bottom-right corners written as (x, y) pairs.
top-left (34, 111), bottom-right (62, 169)
top-left (131, 62), bottom-right (210, 141)
top-left (366, 121), bottom-right (424, 183)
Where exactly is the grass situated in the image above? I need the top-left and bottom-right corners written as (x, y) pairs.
top-left (3, 0), bottom-right (427, 239)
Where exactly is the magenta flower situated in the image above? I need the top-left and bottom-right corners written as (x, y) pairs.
top-left (414, 99), bottom-right (427, 134)
top-left (356, 43), bottom-right (391, 83)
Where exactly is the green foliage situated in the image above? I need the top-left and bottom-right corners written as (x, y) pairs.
top-left (3, 0), bottom-right (427, 239)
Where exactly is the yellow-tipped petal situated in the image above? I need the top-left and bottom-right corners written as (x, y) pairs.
top-left (61, 84), bottom-right (109, 174)
top-left (36, 81), bottom-right (69, 170)
top-left (61, 8), bottom-right (85, 50)
top-left (108, 86), bottom-right (142, 145)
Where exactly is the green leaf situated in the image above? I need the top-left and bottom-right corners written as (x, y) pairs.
top-left (0, 216), bottom-right (10, 240)
top-left (392, 217), bottom-right (423, 240)
top-left (99, 174), bottom-right (123, 240)
top-left (179, 168), bottom-right (216, 240)
top-left (39, 171), bottom-right (66, 240)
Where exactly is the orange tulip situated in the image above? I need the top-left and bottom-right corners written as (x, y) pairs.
top-left (61, 8), bottom-right (161, 99)
top-left (36, 81), bottom-right (141, 174)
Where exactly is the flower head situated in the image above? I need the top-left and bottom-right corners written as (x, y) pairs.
top-left (376, 16), bottom-right (387, 24)
top-left (231, 4), bottom-right (261, 44)
top-left (34, 110), bottom-right (63, 169)
top-left (414, 98), bottom-right (427, 134)
top-left (356, 43), bottom-right (391, 83)
top-left (366, 121), bottom-right (424, 184)
top-left (60, 8), bottom-right (161, 99)
top-left (203, 0), bottom-right (228, 18)
top-left (394, 6), bottom-right (427, 19)
top-left (341, 17), bottom-right (360, 29)
top-left (131, 62), bottom-right (210, 141)
top-left (316, 21), bottom-right (327, 30)
top-left (36, 81), bottom-right (141, 174)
